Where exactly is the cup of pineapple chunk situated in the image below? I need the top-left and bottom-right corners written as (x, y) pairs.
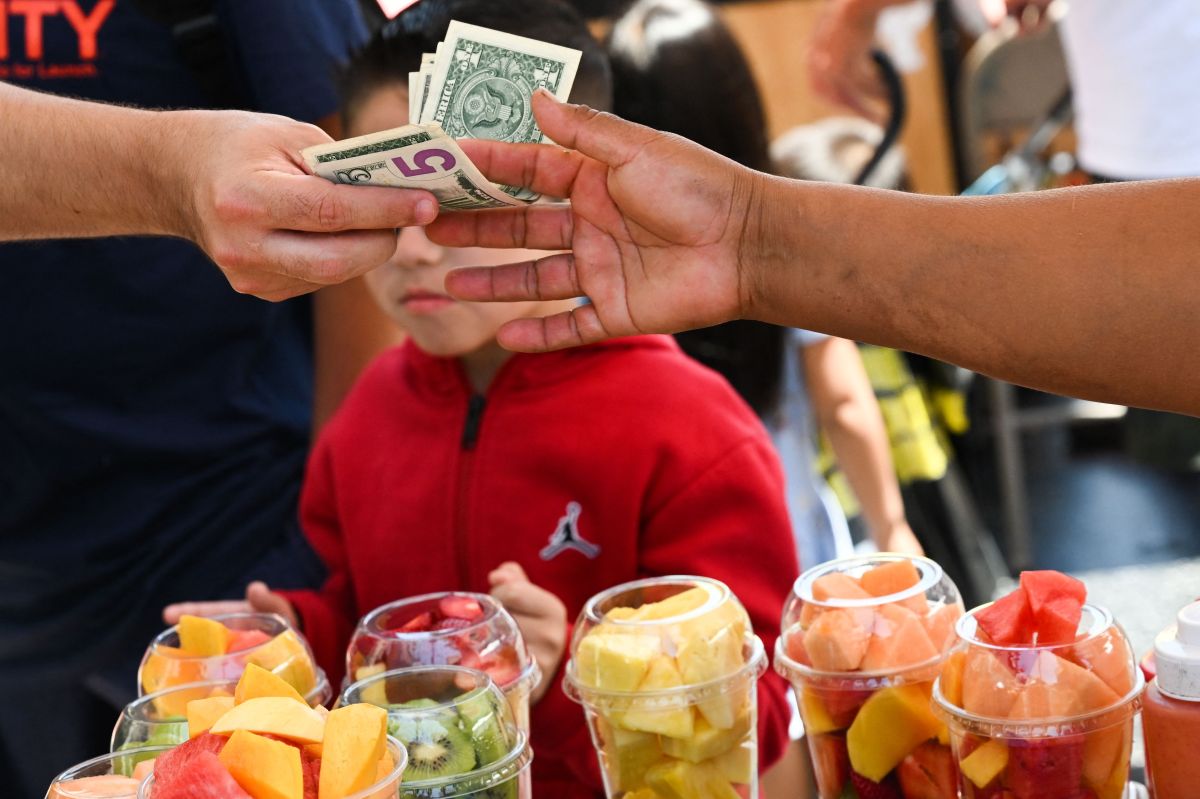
top-left (564, 576), bottom-right (767, 799)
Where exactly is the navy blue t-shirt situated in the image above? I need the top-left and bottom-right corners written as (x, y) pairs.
top-left (0, 1), bottom-right (366, 676)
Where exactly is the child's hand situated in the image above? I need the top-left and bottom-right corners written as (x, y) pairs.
top-left (488, 562), bottom-right (567, 706)
top-left (162, 581), bottom-right (298, 628)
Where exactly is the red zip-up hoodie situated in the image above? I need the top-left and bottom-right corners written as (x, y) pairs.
top-left (284, 335), bottom-right (799, 798)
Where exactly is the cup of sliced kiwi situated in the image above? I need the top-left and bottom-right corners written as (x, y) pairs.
top-left (341, 665), bottom-right (532, 799)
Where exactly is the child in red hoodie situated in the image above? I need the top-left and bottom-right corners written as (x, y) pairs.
top-left (164, 2), bottom-right (799, 796)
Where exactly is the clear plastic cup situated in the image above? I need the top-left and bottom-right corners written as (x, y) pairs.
top-left (774, 554), bottom-right (964, 799)
top-left (933, 602), bottom-right (1144, 799)
top-left (346, 593), bottom-right (540, 733)
top-left (45, 746), bottom-right (171, 799)
top-left (138, 612), bottom-right (327, 701)
top-left (564, 576), bottom-right (767, 799)
top-left (342, 666), bottom-right (533, 799)
top-left (137, 738), bottom-right (408, 799)
top-left (112, 676), bottom-right (332, 751)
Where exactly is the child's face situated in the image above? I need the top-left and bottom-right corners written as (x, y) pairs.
top-left (352, 85), bottom-right (570, 359)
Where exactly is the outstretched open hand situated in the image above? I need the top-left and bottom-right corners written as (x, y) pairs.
top-left (430, 91), bottom-right (768, 351)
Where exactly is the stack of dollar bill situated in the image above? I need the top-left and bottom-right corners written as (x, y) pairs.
top-left (301, 21), bottom-right (581, 210)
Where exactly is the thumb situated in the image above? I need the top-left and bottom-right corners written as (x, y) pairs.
top-left (488, 561), bottom-right (528, 587)
top-left (245, 581), bottom-right (283, 612)
top-left (532, 90), bottom-right (650, 168)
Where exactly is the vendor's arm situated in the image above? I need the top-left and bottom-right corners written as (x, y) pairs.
top-left (437, 95), bottom-right (1200, 417)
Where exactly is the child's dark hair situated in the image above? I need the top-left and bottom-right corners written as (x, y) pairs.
top-left (341, 0), bottom-right (613, 129)
top-left (608, 0), bottom-right (785, 418)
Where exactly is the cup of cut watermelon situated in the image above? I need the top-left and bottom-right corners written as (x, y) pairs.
top-left (564, 576), bottom-right (768, 799)
top-left (45, 745), bottom-right (173, 799)
top-left (773, 554), bottom-right (965, 799)
top-left (112, 675), bottom-right (333, 752)
top-left (138, 613), bottom-right (328, 704)
top-left (341, 666), bottom-right (533, 799)
top-left (346, 593), bottom-right (540, 733)
top-left (932, 572), bottom-right (1144, 799)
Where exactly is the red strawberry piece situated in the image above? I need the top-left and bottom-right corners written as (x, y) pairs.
top-left (438, 595), bottom-right (485, 621)
top-left (1006, 735), bottom-right (1085, 799)
top-left (153, 750), bottom-right (250, 799)
top-left (852, 771), bottom-right (902, 799)
top-left (433, 617), bottom-right (474, 632)
top-left (897, 742), bottom-right (957, 799)
top-left (809, 733), bottom-right (850, 799)
top-left (975, 589), bottom-right (1035, 647)
top-left (394, 611), bottom-right (434, 633)
top-left (813, 686), bottom-right (873, 729)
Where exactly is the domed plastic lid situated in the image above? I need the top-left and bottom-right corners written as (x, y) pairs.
top-left (1155, 600), bottom-right (1200, 701)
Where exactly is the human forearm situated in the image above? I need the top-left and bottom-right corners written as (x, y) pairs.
top-left (0, 83), bottom-right (192, 240)
top-left (750, 177), bottom-right (1200, 415)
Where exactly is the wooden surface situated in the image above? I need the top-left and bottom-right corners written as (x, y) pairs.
top-left (719, 0), bottom-right (956, 195)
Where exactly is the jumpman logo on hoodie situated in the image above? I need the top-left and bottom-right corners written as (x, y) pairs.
top-left (539, 501), bottom-right (600, 561)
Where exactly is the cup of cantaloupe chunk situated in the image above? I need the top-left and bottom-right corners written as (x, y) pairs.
top-left (563, 576), bottom-right (767, 799)
top-left (774, 554), bottom-right (965, 799)
top-left (931, 571), bottom-right (1143, 799)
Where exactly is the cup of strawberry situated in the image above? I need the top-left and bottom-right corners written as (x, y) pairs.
top-left (774, 554), bottom-right (965, 799)
top-left (932, 571), bottom-right (1144, 799)
top-left (346, 593), bottom-right (540, 733)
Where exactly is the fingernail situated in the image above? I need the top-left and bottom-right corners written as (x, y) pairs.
top-left (416, 198), bottom-right (436, 224)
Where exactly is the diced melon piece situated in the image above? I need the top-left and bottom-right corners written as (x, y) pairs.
top-left (1083, 723), bottom-right (1131, 799)
top-left (939, 650), bottom-right (966, 708)
top-left (630, 588), bottom-right (711, 621)
top-left (646, 759), bottom-right (740, 799)
top-left (210, 697), bottom-right (326, 744)
top-left (187, 696), bottom-right (236, 738)
top-left (812, 573), bottom-right (871, 601)
top-left (227, 629), bottom-right (273, 653)
top-left (247, 631), bottom-right (317, 696)
top-left (961, 651), bottom-right (1020, 718)
top-left (132, 759), bottom-right (156, 784)
top-left (1071, 626), bottom-right (1135, 698)
top-left (178, 615), bottom-right (231, 657)
top-left (803, 608), bottom-right (871, 672)
top-left (846, 684), bottom-right (943, 782)
top-left (975, 590), bottom-right (1034, 647)
top-left (711, 745), bottom-right (754, 785)
top-left (860, 604), bottom-right (938, 671)
top-left (351, 663), bottom-right (389, 708)
top-left (596, 720), bottom-right (666, 792)
top-left (1028, 651), bottom-right (1121, 715)
top-left (236, 663), bottom-right (307, 705)
top-left (798, 687), bottom-right (839, 734)
top-left (617, 657), bottom-right (694, 739)
top-left (960, 739), bottom-right (1008, 788)
top-left (861, 560), bottom-right (928, 613)
top-left (318, 704), bottom-right (388, 799)
top-left (660, 711), bottom-right (752, 762)
top-left (576, 632), bottom-right (661, 691)
top-left (922, 604), bottom-right (962, 653)
top-left (219, 729), bottom-right (303, 799)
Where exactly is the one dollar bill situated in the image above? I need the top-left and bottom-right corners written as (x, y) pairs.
top-left (300, 123), bottom-right (522, 210)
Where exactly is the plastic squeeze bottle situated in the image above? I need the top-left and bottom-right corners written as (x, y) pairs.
top-left (1143, 600), bottom-right (1200, 798)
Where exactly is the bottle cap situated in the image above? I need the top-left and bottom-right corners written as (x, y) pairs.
top-left (1155, 601), bottom-right (1200, 700)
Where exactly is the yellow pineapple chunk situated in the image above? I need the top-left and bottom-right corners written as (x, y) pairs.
top-left (576, 632), bottom-right (661, 691)
top-left (630, 588), bottom-right (712, 621)
top-left (616, 656), bottom-right (694, 739)
top-left (659, 712), bottom-right (751, 763)
top-left (646, 759), bottom-right (740, 799)
top-left (596, 719), bottom-right (668, 792)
